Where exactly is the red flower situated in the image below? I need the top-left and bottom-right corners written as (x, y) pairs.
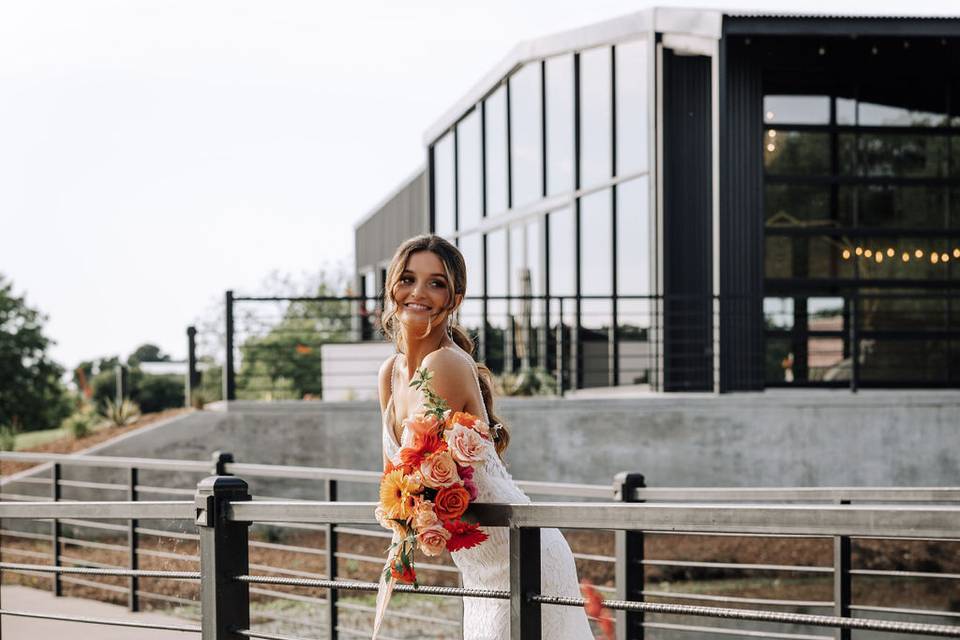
top-left (580, 581), bottom-right (614, 640)
top-left (443, 519), bottom-right (488, 552)
top-left (390, 561), bottom-right (416, 584)
top-left (398, 432), bottom-right (447, 468)
top-left (434, 484), bottom-right (470, 521)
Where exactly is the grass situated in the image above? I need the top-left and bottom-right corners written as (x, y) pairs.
top-left (12, 419), bottom-right (112, 450)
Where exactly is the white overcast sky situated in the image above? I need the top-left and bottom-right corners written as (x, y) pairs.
top-left (2, 0), bottom-right (957, 369)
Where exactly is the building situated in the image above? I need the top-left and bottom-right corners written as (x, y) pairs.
top-left (355, 8), bottom-right (960, 392)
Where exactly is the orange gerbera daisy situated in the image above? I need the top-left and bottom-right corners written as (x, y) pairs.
top-left (379, 470), bottom-right (421, 520)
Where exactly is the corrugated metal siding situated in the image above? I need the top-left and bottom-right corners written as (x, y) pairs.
top-left (662, 49), bottom-right (713, 392)
top-left (355, 171), bottom-right (428, 272)
top-left (719, 36), bottom-right (764, 392)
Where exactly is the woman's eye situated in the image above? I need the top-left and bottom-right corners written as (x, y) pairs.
top-left (431, 280), bottom-right (447, 288)
top-left (399, 276), bottom-right (414, 285)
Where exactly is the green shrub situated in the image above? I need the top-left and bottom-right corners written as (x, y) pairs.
top-left (0, 423), bottom-right (19, 451)
top-left (102, 399), bottom-right (141, 427)
top-left (137, 374), bottom-right (183, 413)
top-left (63, 405), bottom-right (100, 439)
top-left (495, 367), bottom-right (558, 397)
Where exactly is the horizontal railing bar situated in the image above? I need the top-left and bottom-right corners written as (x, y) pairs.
top-left (3, 476), bottom-right (50, 485)
top-left (249, 539), bottom-right (326, 556)
top-left (333, 550), bottom-right (460, 574)
top-left (57, 479), bottom-right (126, 491)
top-left (136, 525), bottom-right (199, 541)
top-left (136, 485), bottom-right (196, 496)
top-left (336, 626), bottom-right (402, 640)
top-left (225, 461), bottom-right (380, 483)
top-left (237, 629), bottom-right (312, 640)
top-left (0, 561), bottom-right (201, 579)
top-left (850, 568), bottom-right (960, 580)
top-left (228, 501), bottom-right (960, 537)
top-left (0, 547), bottom-right (50, 560)
top-left (851, 604), bottom-right (960, 620)
top-left (0, 501), bottom-right (194, 520)
top-left (1, 567), bottom-right (52, 579)
top-left (0, 492), bottom-right (51, 502)
top-left (61, 518), bottom-right (129, 533)
top-left (643, 621), bottom-right (832, 640)
top-left (0, 451), bottom-right (210, 473)
top-left (137, 590), bottom-right (199, 608)
top-left (635, 487), bottom-right (960, 502)
top-left (136, 547), bottom-right (200, 563)
top-left (0, 528), bottom-right (51, 542)
top-left (0, 608), bottom-right (201, 633)
top-left (61, 575), bottom-right (131, 595)
top-left (247, 608), bottom-right (327, 630)
top-left (253, 520), bottom-right (328, 533)
top-left (236, 574), bottom-right (510, 600)
top-left (335, 600), bottom-right (461, 627)
top-left (59, 555), bottom-right (126, 570)
top-left (515, 479), bottom-right (612, 498)
top-left (248, 562), bottom-right (329, 581)
top-left (642, 589), bottom-right (833, 608)
top-left (571, 551), bottom-right (616, 563)
top-left (641, 559), bottom-right (832, 574)
top-left (60, 535), bottom-right (128, 553)
top-left (334, 525), bottom-right (391, 539)
top-left (533, 595), bottom-right (960, 637)
top-left (248, 586), bottom-right (328, 605)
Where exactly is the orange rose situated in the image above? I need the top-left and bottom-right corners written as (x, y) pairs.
top-left (419, 450), bottom-right (459, 489)
top-left (447, 411), bottom-right (477, 428)
top-left (404, 413), bottom-right (441, 438)
top-left (434, 484), bottom-right (470, 521)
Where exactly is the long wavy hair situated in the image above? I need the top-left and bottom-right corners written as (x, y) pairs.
top-left (380, 234), bottom-right (510, 456)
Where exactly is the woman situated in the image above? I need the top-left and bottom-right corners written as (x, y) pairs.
top-left (377, 234), bottom-right (594, 639)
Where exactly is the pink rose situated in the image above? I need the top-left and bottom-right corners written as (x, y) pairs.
top-left (457, 464), bottom-right (474, 481)
top-left (404, 412), bottom-right (441, 438)
top-left (412, 499), bottom-right (439, 530)
top-left (375, 506), bottom-right (408, 537)
top-left (419, 450), bottom-right (460, 489)
top-left (445, 424), bottom-right (486, 466)
top-left (416, 523), bottom-right (451, 557)
top-left (463, 477), bottom-right (478, 501)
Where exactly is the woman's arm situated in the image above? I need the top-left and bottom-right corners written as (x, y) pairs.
top-left (378, 355), bottom-right (396, 470)
top-left (419, 348), bottom-right (483, 418)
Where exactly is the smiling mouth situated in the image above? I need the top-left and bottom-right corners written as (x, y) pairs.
top-left (404, 303), bottom-right (431, 312)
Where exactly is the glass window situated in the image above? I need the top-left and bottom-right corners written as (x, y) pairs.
top-left (765, 185), bottom-right (832, 227)
top-left (846, 133), bottom-right (947, 178)
top-left (486, 228), bottom-right (508, 297)
top-left (509, 64), bottom-right (543, 208)
top-left (548, 207), bottom-right (575, 297)
top-left (545, 54), bottom-right (575, 196)
top-left (764, 131), bottom-right (830, 176)
top-left (457, 110), bottom-right (482, 232)
top-left (484, 86), bottom-right (509, 216)
top-left (458, 233), bottom-right (484, 335)
top-left (579, 47), bottom-right (613, 187)
top-left (615, 40), bottom-right (649, 176)
top-left (432, 132), bottom-right (455, 236)
top-left (526, 218), bottom-right (543, 297)
top-left (845, 185), bottom-right (946, 229)
top-left (580, 189), bottom-right (612, 296)
top-left (763, 297), bottom-right (794, 330)
top-left (616, 177), bottom-right (651, 295)
top-left (485, 228), bottom-right (508, 373)
top-left (763, 95), bottom-right (830, 125)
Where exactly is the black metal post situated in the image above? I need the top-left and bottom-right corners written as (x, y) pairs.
top-left (325, 478), bottom-right (338, 640)
top-left (615, 472), bottom-right (646, 640)
top-left (128, 467), bottom-right (139, 611)
top-left (834, 499), bottom-right (852, 640)
top-left (555, 298), bottom-right (565, 395)
top-left (509, 527), bottom-right (541, 640)
top-left (196, 475), bottom-right (251, 640)
top-left (211, 451), bottom-right (234, 476)
top-left (50, 462), bottom-right (61, 597)
top-left (224, 290), bottom-right (236, 402)
top-left (186, 326), bottom-right (198, 408)
top-left (115, 364), bottom-right (129, 406)
top-left (849, 292), bottom-right (859, 393)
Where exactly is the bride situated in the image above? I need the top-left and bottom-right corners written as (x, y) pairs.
top-left (377, 234), bottom-right (594, 639)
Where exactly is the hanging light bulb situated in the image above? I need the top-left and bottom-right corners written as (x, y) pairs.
top-left (954, 248), bottom-right (960, 259)
top-left (915, 249), bottom-right (924, 259)
top-left (931, 253), bottom-right (940, 264)
top-left (875, 252), bottom-right (883, 263)
top-left (886, 248), bottom-right (895, 257)
top-left (767, 143), bottom-right (776, 152)
top-left (768, 130), bottom-right (777, 138)
top-left (942, 253), bottom-right (950, 262)
top-left (855, 247), bottom-right (863, 256)
top-left (842, 249), bottom-right (851, 260)
top-left (864, 249), bottom-right (873, 258)
top-left (902, 252), bottom-right (910, 262)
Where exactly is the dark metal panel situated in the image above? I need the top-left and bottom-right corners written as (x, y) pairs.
top-left (355, 170), bottom-right (428, 273)
top-left (662, 49), bottom-right (713, 392)
top-left (718, 35), bottom-right (765, 392)
top-left (724, 17), bottom-right (960, 38)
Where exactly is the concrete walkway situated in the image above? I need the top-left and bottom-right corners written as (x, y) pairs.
top-left (1, 585), bottom-right (197, 639)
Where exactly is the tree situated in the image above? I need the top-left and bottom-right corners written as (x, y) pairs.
top-left (0, 275), bottom-right (72, 431)
top-left (127, 343), bottom-right (171, 366)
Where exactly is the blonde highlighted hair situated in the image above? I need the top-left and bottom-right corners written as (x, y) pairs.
top-left (380, 234), bottom-right (510, 456)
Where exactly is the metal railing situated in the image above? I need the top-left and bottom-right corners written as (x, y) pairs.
top-left (3, 474), bottom-right (960, 639)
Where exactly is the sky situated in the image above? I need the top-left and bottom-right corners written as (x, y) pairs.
top-left (2, 0), bottom-right (958, 370)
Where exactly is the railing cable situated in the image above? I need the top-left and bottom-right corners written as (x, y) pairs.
top-left (0, 561), bottom-right (200, 580)
top-left (234, 574), bottom-right (509, 599)
top-left (0, 609), bottom-right (201, 633)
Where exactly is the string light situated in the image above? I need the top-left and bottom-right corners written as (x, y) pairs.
top-left (886, 248), bottom-right (895, 257)
top-left (768, 130), bottom-right (777, 138)
top-left (915, 249), bottom-right (924, 259)
top-left (842, 249), bottom-right (851, 260)
top-left (875, 252), bottom-right (883, 263)
top-left (931, 253), bottom-right (940, 264)
top-left (767, 143), bottom-right (776, 152)
top-left (902, 252), bottom-right (910, 262)
top-left (864, 249), bottom-right (873, 258)
top-left (855, 247), bottom-right (863, 256)
top-left (954, 248), bottom-right (960, 259)
top-left (942, 253), bottom-right (950, 263)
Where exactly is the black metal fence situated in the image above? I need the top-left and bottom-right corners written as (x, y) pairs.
top-left (209, 289), bottom-right (959, 400)
top-left (3, 452), bottom-right (960, 639)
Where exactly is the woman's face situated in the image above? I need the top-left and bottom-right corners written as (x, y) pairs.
top-left (394, 250), bottom-right (456, 332)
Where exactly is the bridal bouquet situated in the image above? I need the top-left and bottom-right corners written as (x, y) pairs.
top-left (376, 367), bottom-right (490, 586)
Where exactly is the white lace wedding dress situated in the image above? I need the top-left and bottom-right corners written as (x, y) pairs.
top-left (381, 347), bottom-right (594, 640)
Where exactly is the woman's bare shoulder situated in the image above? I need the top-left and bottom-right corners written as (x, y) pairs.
top-left (420, 347), bottom-right (476, 408)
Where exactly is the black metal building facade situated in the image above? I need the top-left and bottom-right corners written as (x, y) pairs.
top-left (357, 9), bottom-right (960, 392)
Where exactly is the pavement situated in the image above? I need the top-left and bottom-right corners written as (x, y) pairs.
top-left (1, 585), bottom-right (197, 639)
